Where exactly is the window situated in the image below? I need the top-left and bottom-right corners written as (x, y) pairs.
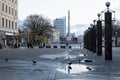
top-left (2, 3), bottom-right (4, 12)
top-left (9, 7), bottom-right (11, 14)
top-left (12, 21), bottom-right (14, 29)
top-left (2, 18), bottom-right (4, 27)
top-left (15, 22), bottom-right (17, 30)
top-left (5, 5), bottom-right (7, 13)
top-left (12, 8), bottom-right (14, 15)
top-left (6, 19), bottom-right (8, 28)
top-left (9, 20), bottom-right (11, 28)
top-left (15, 10), bottom-right (17, 16)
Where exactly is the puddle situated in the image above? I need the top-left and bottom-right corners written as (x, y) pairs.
top-left (79, 54), bottom-right (87, 57)
top-left (39, 51), bottom-right (87, 60)
top-left (57, 64), bottom-right (91, 74)
top-left (81, 59), bottom-right (94, 63)
top-left (39, 52), bottom-right (76, 60)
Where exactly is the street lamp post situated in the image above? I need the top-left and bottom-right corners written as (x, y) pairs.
top-left (96, 13), bottom-right (102, 56)
top-left (100, 2), bottom-right (115, 60)
top-left (104, 2), bottom-right (112, 60)
top-left (88, 27), bottom-right (92, 51)
top-left (92, 20), bottom-right (96, 53)
top-left (84, 30), bottom-right (88, 49)
top-left (84, 28), bottom-right (90, 50)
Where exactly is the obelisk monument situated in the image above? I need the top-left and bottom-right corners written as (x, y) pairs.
top-left (67, 10), bottom-right (71, 41)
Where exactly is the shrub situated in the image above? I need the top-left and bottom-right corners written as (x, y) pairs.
top-left (46, 45), bottom-right (51, 48)
top-left (39, 45), bottom-right (43, 48)
top-left (53, 45), bottom-right (58, 48)
top-left (60, 46), bottom-right (66, 48)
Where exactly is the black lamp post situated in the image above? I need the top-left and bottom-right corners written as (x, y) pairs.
top-left (104, 2), bottom-right (112, 60)
top-left (83, 31), bottom-right (87, 49)
top-left (88, 26), bottom-right (92, 51)
top-left (85, 29), bottom-right (89, 50)
top-left (100, 2), bottom-right (115, 60)
top-left (96, 13), bottom-right (102, 56)
top-left (92, 20), bottom-right (96, 53)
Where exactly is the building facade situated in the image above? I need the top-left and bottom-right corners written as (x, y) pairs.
top-left (52, 28), bottom-right (60, 43)
top-left (53, 17), bottom-right (66, 39)
top-left (48, 27), bottom-right (60, 44)
top-left (0, 0), bottom-right (18, 47)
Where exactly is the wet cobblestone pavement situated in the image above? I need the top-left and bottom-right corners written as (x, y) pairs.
top-left (0, 47), bottom-right (120, 80)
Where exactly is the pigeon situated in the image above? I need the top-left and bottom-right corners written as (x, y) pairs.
top-left (86, 67), bottom-right (91, 70)
top-left (33, 60), bottom-right (37, 65)
top-left (5, 59), bottom-right (8, 62)
top-left (68, 62), bottom-right (72, 65)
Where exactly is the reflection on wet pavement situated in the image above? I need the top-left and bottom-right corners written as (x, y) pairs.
top-left (57, 64), bottom-right (91, 74)
top-left (79, 54), bottom-right (87, 57)
top-left (39, 52), bottom-right (77, 60)
top-left (0, 48), bottom-right (120, 80)
top-left (39, 51), bottom-right (93, 75)
top-left (81, 59), bottom-right (94, 63)
top-left (39, 52), bottom-right (86, 61)
top-left (0, 60), bottom-right (57, 80)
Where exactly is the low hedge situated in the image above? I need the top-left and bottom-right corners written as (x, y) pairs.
top-left (60, 46), bottom-right (66, 48)
top-left (53, 45), bottom-right (58, 48)
top-left (39, 45), bottom-right (43, 48)
top-left (46, 45), bottom-right (51, 48)
top-left (60, 46), bottom-right (72, 49)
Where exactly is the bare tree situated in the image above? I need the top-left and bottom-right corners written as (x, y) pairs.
top-left (24, 14), bottom-right (52, 44)
top-left (24, 15), bottom-right (51, 36)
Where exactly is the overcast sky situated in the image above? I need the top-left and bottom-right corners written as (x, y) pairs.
top-left (18, 0), bottom-right (120, 36)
